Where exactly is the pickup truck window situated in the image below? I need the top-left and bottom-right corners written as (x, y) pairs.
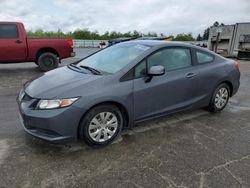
top-left (0, 24), bottom-right (19, 38)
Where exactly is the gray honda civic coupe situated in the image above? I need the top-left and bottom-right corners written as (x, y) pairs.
top-left (17, 40), bottom-right (240, 146)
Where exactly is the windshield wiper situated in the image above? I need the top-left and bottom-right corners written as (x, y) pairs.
top-left (68, 63), bottom-right (81, 70)
top-left (79, 65), bottom-right (102, 75)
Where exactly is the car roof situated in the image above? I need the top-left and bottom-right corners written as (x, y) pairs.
top-left (109, 37), bottom-right (133, 42)
top-left (124, 40), bottom-right (195, 48)
top-left (123, 40), bottom-right (217, 55)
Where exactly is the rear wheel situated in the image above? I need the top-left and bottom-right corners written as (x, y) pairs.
top-left (37, 52), bottom-right (58, 71)
top-left (79, 104), bottom-right (123, 147)
top-left (208, 83), bottom-right (230, 112)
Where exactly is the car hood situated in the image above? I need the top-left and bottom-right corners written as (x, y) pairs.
top-left (25, 66), bottom-right (102, 99)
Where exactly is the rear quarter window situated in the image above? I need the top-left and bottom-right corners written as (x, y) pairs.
top-left (196, 51), bottom-right (214, 64)
top-left (0, 24), bottom-right (19, 38)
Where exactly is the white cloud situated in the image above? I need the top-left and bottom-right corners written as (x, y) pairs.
top-left (0, 0), bottom-right (250, 36)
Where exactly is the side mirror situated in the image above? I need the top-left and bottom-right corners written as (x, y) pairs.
top-left (145, 65), bottom-right (165, 83)
top-left (148, 65), bottom-right (165, 76)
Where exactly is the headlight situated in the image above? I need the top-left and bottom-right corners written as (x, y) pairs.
top-left (37, 97), bottom-right (79, 110)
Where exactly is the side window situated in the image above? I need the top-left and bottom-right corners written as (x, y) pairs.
top-left (0, 24), bottom-right (19, 38)
top-left (134, 61), bottom-right (146, 78)
top-left (196, 51), bottom-right (214, 64)
top-left (147, 48), bottom-right (192, 71)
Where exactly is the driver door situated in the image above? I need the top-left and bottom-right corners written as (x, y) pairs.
top-left (133, 47), bottom-right (199, 121)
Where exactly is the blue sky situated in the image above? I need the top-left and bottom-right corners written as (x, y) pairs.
top-left (1, 0), bottom-right (250, 36)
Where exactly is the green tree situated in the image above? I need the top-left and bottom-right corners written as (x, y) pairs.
top-left (27, 28), bottom-right (196, 40)
top-left (100, 31), bottom-right (109, 39)
top-left (123, 31), bottom-right (132, 37)
top-left (202, 21), bottom-right (225, 40)
top-left (202, 28), bottom-right (210, 40)
top-left (72, 29), bottom-right (92, 39)
top-left (132, 30), bottom-right (142, 38)
top-left (196, 34), bottom-right (202, 41)
top-left (174, 33), bottom-right (195, 41)
top-left (213, 21), bottom-right (219, 27)
top-left (146, 32), bottom-right (158, 37)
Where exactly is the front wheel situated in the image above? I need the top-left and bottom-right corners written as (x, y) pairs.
top-left (208, 83), bottom-right (230, 112)
top-left (79, 104), bottom-right (123, 147)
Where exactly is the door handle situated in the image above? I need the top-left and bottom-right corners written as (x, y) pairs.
top-left (15, 40), bottom-right (23, 44)
top-left (186, 73), bottom-right (196, 78)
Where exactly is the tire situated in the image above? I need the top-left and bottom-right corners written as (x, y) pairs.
top-left (37, 52), bottom-right (58, 71)
top-left (79, 104), bottom-right (123, 147)
top-left (208, 83), bottom-right (230, 112)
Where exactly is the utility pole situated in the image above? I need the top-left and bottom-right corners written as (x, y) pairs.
top-left (214, 27), bottom-right (222, 52)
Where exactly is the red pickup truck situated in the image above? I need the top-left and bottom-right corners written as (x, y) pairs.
top-left (0, 22), bottom-right (75, 71)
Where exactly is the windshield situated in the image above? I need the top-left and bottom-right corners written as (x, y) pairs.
top-left (76, 43), bottom-right (151, 74)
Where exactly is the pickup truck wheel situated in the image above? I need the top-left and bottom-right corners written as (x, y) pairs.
top-left (38, 52), bottom-right (59, 71)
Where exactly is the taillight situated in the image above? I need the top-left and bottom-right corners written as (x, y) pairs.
top-left (234, 61), bottom-right (240, 71)
top-left (67, 39), bottom-right (73, 48)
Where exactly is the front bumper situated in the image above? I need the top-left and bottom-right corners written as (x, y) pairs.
top-left (18, 113), bottom-right (71, 142)
top-left (17, 91), bottom-right (84, 143)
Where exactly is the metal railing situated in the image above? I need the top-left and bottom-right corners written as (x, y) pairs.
top-left (73, 39), bottom-right (108, 48)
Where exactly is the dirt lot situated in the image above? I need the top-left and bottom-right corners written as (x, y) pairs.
top-left (0, 48), bottom-right (249, 188)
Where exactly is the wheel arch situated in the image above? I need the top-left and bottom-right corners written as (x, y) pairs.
top-left (36, 48), bottom-right (59, 62)
top-left (218, 80), bottom-right (233, 97)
